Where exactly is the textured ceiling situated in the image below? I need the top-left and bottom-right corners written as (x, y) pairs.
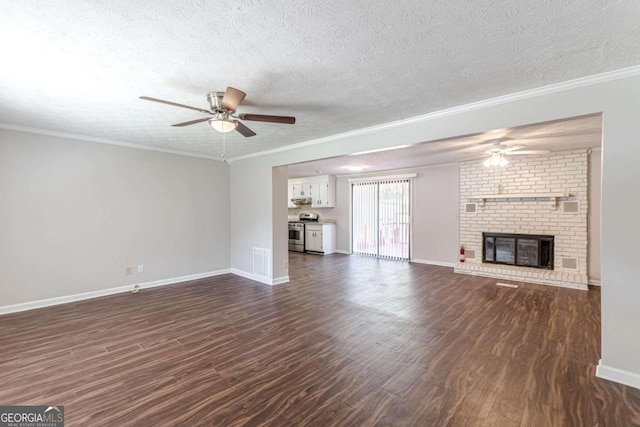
top-left (287, 114), bottom-right (602, 177)
top-left (0, 1), bottom-right (638, 160)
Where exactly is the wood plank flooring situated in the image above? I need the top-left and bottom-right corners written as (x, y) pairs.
top-left (1, 253), bottom-right (639, 426)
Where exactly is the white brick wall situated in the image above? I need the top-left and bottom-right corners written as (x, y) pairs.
top-left (456, 149), bottom-right (589, 290)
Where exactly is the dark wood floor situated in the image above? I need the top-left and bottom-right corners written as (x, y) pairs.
top-left (1, 253), bottom-right (639, 426)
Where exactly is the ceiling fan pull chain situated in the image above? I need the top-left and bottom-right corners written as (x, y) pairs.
top-left (221, 131), bottom-right (227, 162)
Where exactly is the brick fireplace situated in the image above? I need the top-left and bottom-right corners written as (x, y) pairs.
top-left (455, 149), bottom-right (589, 290)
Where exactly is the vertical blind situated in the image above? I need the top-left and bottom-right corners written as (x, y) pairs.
top-left (352, 179), bottom-right (410, 260)
top-left (352, 181), bottom-right (378, 256)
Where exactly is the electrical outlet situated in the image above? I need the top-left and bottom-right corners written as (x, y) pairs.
top-left (125, 266), bottom-right (133, 276)
top-left (283, 260), bottom-right (288, 270)
top-left (137, 264), bottom-right (144, 273)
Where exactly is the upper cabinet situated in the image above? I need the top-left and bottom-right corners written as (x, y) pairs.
top-left (309, 181), bottom-right (331, 208)
top-left (288, 182), bottom-right (312, 208)
top-left (287, 185), bottom-right (296, 208)
top-left (291, 182), bottom-right (311, 199)
top-left (288, 175), bottom-right (336, 208)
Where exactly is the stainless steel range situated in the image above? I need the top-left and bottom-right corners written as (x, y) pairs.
top-left (288, 213), bottom-right (319, 252)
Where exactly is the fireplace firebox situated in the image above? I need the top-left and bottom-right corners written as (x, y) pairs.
top-left (483, 232), bottom-right (554, 269)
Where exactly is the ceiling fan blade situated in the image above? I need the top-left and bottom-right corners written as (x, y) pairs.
top-left (139, 96), bottom-right (211, 114)
top-left (171, 117), bottom-right (212, 127)
top-left (240, 113), bottom-right (296, 124)
top-left (221, 87), bottom-right (246, 111)
top-left (459, 155), bottom-right (488, 162)
top-left (508, 150), bottom-right (550, 155)
top-left (479, 137), bottom-right (511, 146)
top-left (235, 121), bottom-right (256, 137)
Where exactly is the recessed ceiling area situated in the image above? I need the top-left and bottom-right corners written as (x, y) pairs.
top-left (287, 114), bottom-right (602, 177)
top-left (0, 1), bottom-right (638, 159)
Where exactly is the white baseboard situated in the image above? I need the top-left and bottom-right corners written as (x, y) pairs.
top-left (589, 279), bottom-right (601, 286)
top-left (230, 268), bottom-right (270, 285)
top-left (230, 269), bottom-right (289, 286)
top-left (135, 270), bottom-right (230, 290)
top-left (271, 275), bottom-right (290, 285)
top-left (334, 249), bottom-right (351, 255)
top-left (410, 258), bottom-right (456, 268)
top-left (0, 269), bottom-right (231, 316)
top-left (596, 360), bottom-right (640, 390)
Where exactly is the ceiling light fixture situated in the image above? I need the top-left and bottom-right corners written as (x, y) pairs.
top-left (483, 152), bottom-right (508, 168)
top-left (345, 165), bottom-right (365, 172)
top-left (209, 118), bottom-right (238, 133)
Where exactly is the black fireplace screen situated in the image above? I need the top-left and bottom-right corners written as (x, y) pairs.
top-left (483, 232), bottom-right (554, 269)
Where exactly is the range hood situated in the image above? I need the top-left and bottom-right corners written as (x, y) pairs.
top-left (291, 197), bottom-right (312, 205)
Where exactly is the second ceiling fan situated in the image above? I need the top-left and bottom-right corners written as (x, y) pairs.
top-left (481, 139), bottom-right (550, 167)
top-left (140, 87), bottom-right (295, 137)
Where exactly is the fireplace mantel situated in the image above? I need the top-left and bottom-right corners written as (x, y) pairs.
top-left (469, 193), bottom-right (572, 208)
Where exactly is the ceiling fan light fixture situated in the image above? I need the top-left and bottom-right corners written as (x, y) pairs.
top-left (140, 87), bottom-right (295, 137)
top-left (483, 152), bottom-right (508, 168)
top-left (209, 118), bottom-right (238, 133)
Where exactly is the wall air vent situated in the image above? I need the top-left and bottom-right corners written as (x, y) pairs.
top-left (562, 201), bottom-right (580, 214)
top-left (561, 257), bottom-right (578, 270)
top-left (465, 249), bottom-right (476, 260)
top-left (253, 247), bottom-right (271, 278)
top-left (465, 203), bottom-right (477, 214)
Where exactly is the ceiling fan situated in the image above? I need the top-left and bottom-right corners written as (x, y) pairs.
top-left (481, 139), bottom-right (549, 167)
top-left (139, 87), bottom-right (295, 137)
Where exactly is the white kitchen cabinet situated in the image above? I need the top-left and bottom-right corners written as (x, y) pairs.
top-left (305, 224), bottom-right (336, 254)
top-left (310, 181), bottom-right (333, 208)
top-left (291, 183), bottom-right (301, 199)
top-left (288, 185), bottom-right (297, 208)
top-left (289, 175), bottom-right (336, 208)
top-left (301, 183), bottom-right (312, 198)
top-left (291, 182), bottom-right (311, 199)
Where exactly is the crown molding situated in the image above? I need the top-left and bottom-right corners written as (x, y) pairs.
top-left (228, 64), bottom-right (640, 163)
top-left (2, 65), bottom-right (637, 163)
top-left (0, 123), bottom-right (223, 161)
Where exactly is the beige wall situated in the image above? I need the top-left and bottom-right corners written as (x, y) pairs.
top-left (412, 165), bottom-right (460, 264)
top-left (272, 166), bottom-right (289, 280)
top-left (334, 176), bottom-right (350, 251)
top-left (0, 129), bottom-right (230, 307)
top-left (230, 156), bottom-right (275, 276)
top-left (589, 149), bottom-right (602, 283)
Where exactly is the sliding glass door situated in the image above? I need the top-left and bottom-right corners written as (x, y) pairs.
top-left (352, 181), bottom-right (378, 256)
top-left (352, 179), bottom-right (410, 260)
